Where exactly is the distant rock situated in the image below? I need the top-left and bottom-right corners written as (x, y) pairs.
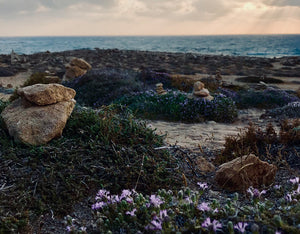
top-left (192, 81), bottom-right (213, 101)
top-left (195, 156), bottom-right (215, 173)
top-left (156, 83), bottom-right (167, 95)
top-left (1, 84), bottom-right (76, 145)
top-left (17, 83), bottom-right (76, 106)
top-left (63, 58), bottom-right (92, 82)
top-left (215, 154), bottom-right (277, 192)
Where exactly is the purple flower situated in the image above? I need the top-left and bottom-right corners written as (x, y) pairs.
top-left (197, 182), bottom-right (208, 190)
top-left (234, 222), bottom-right (248, 233)
top-left (197, 202), bottom-right (211, 212)
top-left (202, 217), bottom-right (222, 232)
top-left (247, 187), bottom-right (266, 199)
top-left (159, 210), bottom-right (168, 220)
top-left (274, 185), bottom-right (281, 190)
top-left (120, 189), bottom-right (132, 199)
top-left (145, 217), bottom-right (162, 231)
top-left (126, 197), bottom-right (133, 204)
top-left (95, 189), bottom-right (110, 200)
top-left (125, 208), bottom-right (137, 216)
top-left (149, 194), bottom-right (164, 207)
top-left (66, 226), bottom-right (72, 232)
top-left (92, 201), bottom-right (107, 210)
top-left (289, 177), bottom-right (299, 184)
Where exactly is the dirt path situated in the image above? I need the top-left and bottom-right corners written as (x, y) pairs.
top-left (147, 109), bottom-right (278, 152)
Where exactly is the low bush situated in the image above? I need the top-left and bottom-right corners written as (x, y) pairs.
top-left (0, 104), bottom-right (181, 232)
top-left (64, 68), bottom-right (145, 107)
top-left (66, 181), bottom-right (300, 233)
top-left (215, 119), bottom-right (300, 167)
top-left (219, 87), bottom-right (300, 109)
top-left (262, 102), bottom-right (300, 120)
top-left (117, 90), bottom-right (238, 123)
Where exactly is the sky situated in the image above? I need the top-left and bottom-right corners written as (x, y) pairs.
top-left (0, 0), bottom-right (300, 36)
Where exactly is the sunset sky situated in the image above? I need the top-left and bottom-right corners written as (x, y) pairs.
top-left (0, 0), bottom-right (300, 36)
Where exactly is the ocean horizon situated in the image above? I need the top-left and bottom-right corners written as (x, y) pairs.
top-left (1, 34), bottom-right (300, 58)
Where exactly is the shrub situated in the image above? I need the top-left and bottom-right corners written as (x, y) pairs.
top-left (0, 104), bottom-right (181, 231)
top-left (66, 181), bottom-right (300, 233)
top-left (219, 87), bottom-right (300, 109)
top-left (117, 90), bottom-right (238, 123)
top-left (64, 68), bottom-right (145, 107)
top-left (215, 119), bottom-right (300, 168)
top-left (262, 102), bottom-right (300, 120)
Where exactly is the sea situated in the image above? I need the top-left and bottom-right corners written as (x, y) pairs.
top-left (0, 34), bottom-right (300, 58)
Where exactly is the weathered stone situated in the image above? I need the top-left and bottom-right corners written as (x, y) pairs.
top-left (17, 84), bottom-right (76, 106)
top-left (193, 81), bottom-right (214, 100)
top-left (156, 83), bottom-right (167, 95)
top-left (1, 98), bottom-right (75, 145)
top-left (64, 65), bottom-right (87, 80)
top-left (70, 58), bottom-right (92, 70)
top-left (195, 156), bottom-right (215, 173)
top-left (215, 154), bottom-right (277, 192)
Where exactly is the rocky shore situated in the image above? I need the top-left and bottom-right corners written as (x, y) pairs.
top-left (1, 48), bottom-right (300, 83)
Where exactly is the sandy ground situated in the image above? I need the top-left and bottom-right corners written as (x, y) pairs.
top-left (0, 71), bottom-right (31, 101)
top-left (147, 109), bottom-right (277, 152)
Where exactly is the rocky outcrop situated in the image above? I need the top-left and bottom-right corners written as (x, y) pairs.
top-left (63, 58), bottom-right (92, 82)
top-left (1, 84), bottom-right (76, 145)
top-left (215, 154), bottom-right (277, 192)
top-left (17, 83), bottom-right (76, 106)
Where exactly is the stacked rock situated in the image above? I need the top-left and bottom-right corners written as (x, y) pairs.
top-left (1, 83), bottom-right (76, 145)
top-left (156, 83), bottom-right (167, 95)
top-left (63, 58), bottom-right (92, 82)
top-left (193, 81), bottom-right (214, 101)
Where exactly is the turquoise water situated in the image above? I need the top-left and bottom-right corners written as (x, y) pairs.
top-left (0, 35), bottom-right (300, 57)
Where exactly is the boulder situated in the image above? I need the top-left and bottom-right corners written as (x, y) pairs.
top-left (1, 98), bottom-right (75, 145)
top-left (156, 83), bottom-right (167, 95)
top-left (17, 83), bottom-right (76, 106)
top-left (70, 58), bottom-right (92, 70)
top-left (63, 58), bottom-right (92, 82)
top-left (193, 81), bottom-right (214, 101)
top-left (215, 154), bottom-right (277, 192)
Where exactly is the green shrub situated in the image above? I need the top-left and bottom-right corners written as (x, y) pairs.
top-left (117, 91), bottom-right (238, 123)
top-left (0, 104), bottom-right (181, 231)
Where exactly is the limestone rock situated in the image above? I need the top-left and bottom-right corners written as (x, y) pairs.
top-left (156, 83), bottom-right (167, 95)
top-left (70, 58), bottom-right (92, 70)
top-left (63, 58), bottom-right (92, 82)
top-left (193, 81), bottom-right (214, 101)
top-left (215, 154), bottom-right (277, 192)
top-left (17, 83), bottom-right (76, 106)
top-left (1, 98), bottom-right (75, 145)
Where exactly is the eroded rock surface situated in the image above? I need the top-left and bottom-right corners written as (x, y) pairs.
top-left (215, 154), bottom-right (277, 192)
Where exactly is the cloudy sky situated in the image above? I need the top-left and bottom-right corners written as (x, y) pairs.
top-left (0, 0), bottom-right (300, 36)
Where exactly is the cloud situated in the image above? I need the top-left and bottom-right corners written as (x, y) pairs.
top-left (262, 0), bottom-right (300, 7)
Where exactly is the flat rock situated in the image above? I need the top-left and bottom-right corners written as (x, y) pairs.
top-left (17, 83), bottom-right (76, 106)
top-left (1, 98), bottom-right (75, 145)
top-left (215, 154), bottom-right (277, 192)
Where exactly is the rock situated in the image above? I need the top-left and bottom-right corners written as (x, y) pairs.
top-left (156, 83), bottom-right (167, 95)
top-left (193, 81), bottom-right (214, 100)
top-left (70, 58), bottom-right (92, 70)
top-left (6, 84), bottom-right (13, 88)
top-left (215, 154), bottom-right (277, 192)
top-left (1, 98), bottom-right (75, 145)
top-left (195, 156), bottom-right (215, 172)
top-left (63, 58), bottom-right (92, 82)
top-left (17, 83), bottom-right (76, 106)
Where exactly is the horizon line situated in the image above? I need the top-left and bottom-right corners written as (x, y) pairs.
top-left (1, 33), bottom-right (300, 38)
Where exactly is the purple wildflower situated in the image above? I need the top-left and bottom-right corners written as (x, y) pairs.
top-left (149, 194), bottom-right (164, 207)
top-left (197, 202), bottom-right (211, 212)
top-left (247, 187), bottom-right (266, 198)
top-left (95, 189), bottom-right (110, 200)
top-left (120, 189), bottom-right (132, 199)
top-left (92, 201), bottom-right (107, 210)
top-left (145, 217), bottom-right (162, 231)
top-left (125, 208), bottom-right (137, 216)
top-left (289, 177), bottom-right (299, 184)
top-left (197, 182), bottom-right (208, 190)
top-left (234, 222), bottom-right (248, 233)
top-left (202, 217), bottom-right (222, 232)
top-left (159, 210), bottom-right (168, 219)
top-left (274, 185), bottom-right (281, 190)
top-left (66, 226), bottom-right (72, 232)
